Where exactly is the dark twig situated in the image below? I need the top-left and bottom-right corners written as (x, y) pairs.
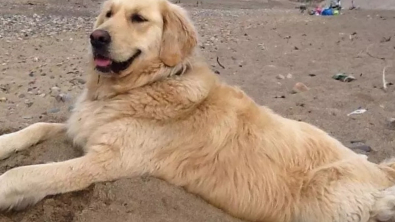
top-left (216, 57), bottom-right (225, 69)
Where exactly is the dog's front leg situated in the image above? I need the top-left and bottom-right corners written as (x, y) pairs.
top-left (0, 122), bottom-right (65, 160)
top-left (0, 151), bottom-right (121, 211)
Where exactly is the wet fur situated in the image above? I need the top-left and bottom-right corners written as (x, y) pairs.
top-left (1, 0), bottom-right (395, 221)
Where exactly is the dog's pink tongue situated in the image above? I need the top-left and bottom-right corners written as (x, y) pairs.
top-left (94, 58), bottom-right (111, 67)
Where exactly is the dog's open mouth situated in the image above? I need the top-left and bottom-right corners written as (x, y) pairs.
top-left (94, 50), bottom-right (142, 74)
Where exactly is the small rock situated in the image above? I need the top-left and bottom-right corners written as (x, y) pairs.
top-left (286, 73), bottom-right (293, 79)
top-left (29, 72), bottom-right (34, 77)
top-left (0, 84), bottom-right (10, 92)
top-left (292, 82), bottom-right (309, 94)
top-left (276, 74), bottom-right (285, 80)
top-left (18, 94), bottom-right (26, 98)
top-left (387, 118), bottom-right (395, 130)
top-left (56, 93), bottom-right (72, 102)
top-left (309, 73), bottom-right (316, 77)
top-left (28, 79), bottom-right (36, 85)
top-left (39, 93), bottom-right (46, 97)
top-left (0, 97), bottom-right (7, 102)
top-left (77, 78), bottom-right (86, 84)
top-left (48, 108), bottom-right (60, 114)
top-left (25, 100), bottom-right (34, 107)
top-left (349, 144), bottom-right (372, 153)
top-left (22, 116), bottom-right (33, 119)
top-left (50, 86), bottom-right (61, 97)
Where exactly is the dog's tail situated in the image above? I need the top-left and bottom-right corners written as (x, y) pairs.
top-left (369, 158), bottom-right (395, 222)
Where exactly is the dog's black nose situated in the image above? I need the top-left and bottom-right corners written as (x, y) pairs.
top-left (90, 30), bottom-right (111, 48)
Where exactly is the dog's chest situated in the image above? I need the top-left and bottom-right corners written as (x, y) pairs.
top-left (66, 98), bottom-right (113, 147)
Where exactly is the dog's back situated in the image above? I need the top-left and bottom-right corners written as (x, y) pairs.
top-left (143, 71), bottom-right (395, 221)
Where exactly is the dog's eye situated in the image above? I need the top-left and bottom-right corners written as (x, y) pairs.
top-left (106, 11), bottom-right (112, 18)
top-left (131, 14), bottom-right (147, 23)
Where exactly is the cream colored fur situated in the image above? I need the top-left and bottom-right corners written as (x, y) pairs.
top-left (0, 0), bottom-right (395, 221)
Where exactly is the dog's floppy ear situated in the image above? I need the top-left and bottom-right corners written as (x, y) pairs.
top-left (160, 3), bottom-right (197, 67)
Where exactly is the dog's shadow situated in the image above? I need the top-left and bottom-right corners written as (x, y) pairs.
top-left (0, 127), bottom-right (244, 222)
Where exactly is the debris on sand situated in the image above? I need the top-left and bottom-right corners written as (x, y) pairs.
top-left (347, 108), bottom-right (367, 116)
top-left (292, 82), bottom-right (309, 94)
top-left (50, 86), bottom-right (61, 97)
top-left (380, 36), bottom-right (392, 43)
top-left (56, 93), bottom-right (72, 103)
top-left (276, 74), bottom-right (285, 80)
top-left (348, 140), bottom-right (373, 153)
top-left (216, 57), bottom-right (225, 69)
top-left (382, 66), bottom-right (390, 91)
top-left (332, 73), bottom-right (356, 82)
top-left (349, 144), bottom-right (372, 152)
top-left (387, 118), bottom-right (395, 130)
top-left (47, 108), bottom-right (60, 114)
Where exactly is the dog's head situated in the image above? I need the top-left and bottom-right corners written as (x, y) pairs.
top-left (90, 0), bottom-right (197, 77)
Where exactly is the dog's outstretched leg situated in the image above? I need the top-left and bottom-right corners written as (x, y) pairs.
top-left (0, 122), bottom-right (65, 160)
top-left (0, 148), bottom-right (122, 210)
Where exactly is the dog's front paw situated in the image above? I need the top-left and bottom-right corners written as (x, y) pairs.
top-left (0, 171), bottom-right (45, 211)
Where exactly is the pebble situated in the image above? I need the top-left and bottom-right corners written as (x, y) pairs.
top-left (56, 93), bottom-right (72, 102)
top-left (387, 118), bottom-right (395, 130)
top-left (292, 82), bottom-right (309, 94)
top-left (0, 97), bottom-right (7, 102)
top-left (25, 101), bottom-right (34, 107)
top-left (48, 108), bottom-right (60, 114)
top-left (276, 74), bottom-right (285, 80)
top-left (22, 116), bottom-right (33, 119)
top-left (349, 144), bottom-right (372, 153)
top-left (286, 73), bottom-right (293, 79)
top-left (77, 78), bottom-right (86, 84)
top-left (50, 86), bottom-right (61, 97)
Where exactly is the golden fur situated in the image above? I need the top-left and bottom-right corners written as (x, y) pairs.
top-left (1, 0), bottom-right (395, 221)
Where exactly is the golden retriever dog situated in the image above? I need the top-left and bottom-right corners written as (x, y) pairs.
top-left (1, 0), bottom-right (395, 221)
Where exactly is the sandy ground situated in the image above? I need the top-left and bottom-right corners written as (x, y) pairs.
top-left (1, 0), bottom-right (395, 221)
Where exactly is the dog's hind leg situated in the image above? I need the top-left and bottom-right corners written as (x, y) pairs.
top-left (0, 122), bottom-right (66, 160)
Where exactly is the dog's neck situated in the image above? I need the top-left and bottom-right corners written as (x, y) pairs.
top-left (85, 58), bottom-right (192, 101)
